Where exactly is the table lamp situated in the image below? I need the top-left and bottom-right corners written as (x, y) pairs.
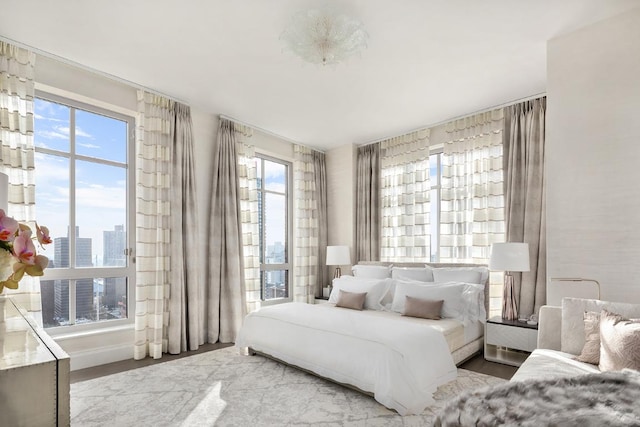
top-left (326, 245), bottom-right (351, 279)
top-left (489, 242), bottom-right (530, 320)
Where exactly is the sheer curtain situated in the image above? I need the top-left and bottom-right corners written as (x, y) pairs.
top-left (0, 41), bottom-right (41, 321)
top-left (380, 129), bottom-right (430, 262)
top-left (167, 102), bottom-right (203, 354)
top-left (208, 118), bottom-right (249, 342)
top-left (440, 109), bottom-right (505, 264)
top-left (236, 134), bottom-right (260, 314)
top-left (356, 143), bottom-right (380, 262)
top-left (134, 91), bottom-right (172, 360)
top-left (504, 97), bottom-right (546, 317)
top-left (293, 145), bottom-right (327, 303)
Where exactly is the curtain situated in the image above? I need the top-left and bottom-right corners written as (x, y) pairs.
top-left (355, 143), bottom-right (380, 262)
top-left (441, 109), bottom-right (505, 264)
top-left (167, 103), bottom-right (203, 354)
top-left (208, 118), bottom-right (248, 342)
top-left (380, 129), bottom-right (431, 262)
top-left (293, 145), bottom-right (327, 303)
top-left (313, 151), bottom-right (328, 296)
top-left (134, 91), bottom-right (172, 360)
top-left (504, 97), bottom-right (546, 317)
top-left (236, 134), bottom-right (260, 314)
top-left (0, 41), bottom-right (41, 321)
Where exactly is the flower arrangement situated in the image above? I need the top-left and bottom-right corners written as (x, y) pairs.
top-left (0, 209), bottom-right (51, 294)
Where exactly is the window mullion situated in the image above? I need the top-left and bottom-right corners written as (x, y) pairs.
top-left (69, 107), bottom-right (77, 270)
top-left (69, 279), bottom-right (77, 326)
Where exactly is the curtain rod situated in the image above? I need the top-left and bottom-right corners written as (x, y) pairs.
top-left (358, 92), bottom-right (546, 147)
top-left (219, 114), bottom-right (326, 153)
top-left (0, 35), bottom-right (186, 104)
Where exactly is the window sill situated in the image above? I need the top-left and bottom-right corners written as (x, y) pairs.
top-left (49, 322), bottom-right (134, 342)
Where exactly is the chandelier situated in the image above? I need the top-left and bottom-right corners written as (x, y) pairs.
top-left (280, 9), bottom-right (368, 66)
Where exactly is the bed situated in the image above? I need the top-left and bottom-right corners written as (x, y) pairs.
top-left (235, 262), bottom-right (489, 415)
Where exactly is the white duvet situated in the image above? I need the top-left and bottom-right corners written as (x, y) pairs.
top-left (235, 302), bottom-right (457, 415)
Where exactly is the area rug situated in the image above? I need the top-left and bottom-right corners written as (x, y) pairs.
top-left (71, 347), bottom-right (505, 426)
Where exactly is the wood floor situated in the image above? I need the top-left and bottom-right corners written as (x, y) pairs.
top-left (71, 344), bottom-right (517, 384)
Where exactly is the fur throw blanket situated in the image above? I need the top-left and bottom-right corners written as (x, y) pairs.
top-left (434, 370), bottom-right (640, 426)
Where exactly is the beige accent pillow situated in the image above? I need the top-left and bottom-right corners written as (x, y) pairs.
top-left (575, 311), bottom-right (601, 364)
top-left (335, 290), bottom-right (366, 311)
top-left (402, 296), bottom-right (444, 320)
top-left (599, 310), bottom-right (640, 372)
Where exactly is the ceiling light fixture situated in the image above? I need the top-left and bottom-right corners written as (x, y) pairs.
top-left (280, 9), bottom-right (368, 66)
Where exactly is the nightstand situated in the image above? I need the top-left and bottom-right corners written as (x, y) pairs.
top-left (314, 296), bottom-right (330, 304)
top-left (484, 316), bottom-right (538, 367)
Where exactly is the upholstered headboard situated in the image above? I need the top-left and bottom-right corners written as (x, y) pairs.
top-left (357, 261), bottom-right (491, 317)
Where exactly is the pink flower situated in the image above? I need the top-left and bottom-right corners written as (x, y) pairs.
top-left (0, 209), bottom-right (18, 242)
top-left (36, 223), bottom-right (52, 246)
top-left (13, 230), bottom-right (37, 265)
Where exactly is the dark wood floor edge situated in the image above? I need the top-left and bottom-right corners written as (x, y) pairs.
top-left (70, 342), bottom-right (233, 384)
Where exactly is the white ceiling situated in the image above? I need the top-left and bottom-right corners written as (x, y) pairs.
top-left (1, 0), bottom-right (638, 150)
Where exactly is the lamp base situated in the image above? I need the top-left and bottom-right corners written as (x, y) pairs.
top-left (502, 273), bottom-right (518, 320)
top-left (333, 267), bottom-right (342, 279)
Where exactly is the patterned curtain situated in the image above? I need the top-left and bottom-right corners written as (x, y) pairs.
top-left (235, 130), bottom-right (260, 314)
top-left (355, 143), bottom-right (380, 262)
top-left (293, 145), bottom-right (327, 303)
top-left (208, 118), bottom-right (248, 342)
top-left (380, 128), bottom-right (430, 262)
top-left (134, 91), bottom-right (172, 360)
top-left (440, 108), bottom-right (505, 264)
top-left (0, 41), bottom-right (41, 321)
top-left (167, 102), bottom-right (202, 354)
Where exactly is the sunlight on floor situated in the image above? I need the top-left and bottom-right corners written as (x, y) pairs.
top-left (180, 381), bottom-right (227, 426)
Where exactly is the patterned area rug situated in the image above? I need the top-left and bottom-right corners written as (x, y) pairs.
top-left (71, 346), bottom-right (505, 426)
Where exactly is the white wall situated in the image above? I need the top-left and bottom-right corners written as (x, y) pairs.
top-left (326, 144), bottom-right (357, 282)
top-left (546, 7), bottom-right (640, 304)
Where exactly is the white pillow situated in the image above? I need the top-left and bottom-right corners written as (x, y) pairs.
top-left (430, 267), bottom-right (489, 284)
top-left (351, 264), bottom-right (392, 279)
top-left (391, 280), bottom-right (485, 325)
top-left (391, 266), bottom-right (434, 282)
top-left (329, 276), bottom-right (391, 310)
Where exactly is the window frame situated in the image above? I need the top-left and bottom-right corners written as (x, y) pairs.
top-left (255, 152), bottom-right (293, 305)
top-left (35, 90), bottom-right (136, 334)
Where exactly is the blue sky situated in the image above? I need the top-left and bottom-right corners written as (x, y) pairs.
top-left (34, 98), bottom-right (128, 267)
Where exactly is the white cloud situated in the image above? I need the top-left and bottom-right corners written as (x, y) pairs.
top-left (38, 130), bottom-right (68, 140)
top-left (58, 126), bottom-right (93, 139)
top-left (78, 142), bottom-right (100, 149)
top-left (34, 113), bottom-right (65, 122)
top-left (76, 183), bottom-right (126, 210)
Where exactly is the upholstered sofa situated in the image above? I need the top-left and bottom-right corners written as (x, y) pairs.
top-left (511, 297), bottom-right (640, 382)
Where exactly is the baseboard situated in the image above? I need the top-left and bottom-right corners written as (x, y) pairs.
top-left (68, 343), bottom-right (133, 371)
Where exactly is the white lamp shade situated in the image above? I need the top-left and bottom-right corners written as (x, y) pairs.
top-left (326, 245), bottom-right (351, 266)
top-left (489, 242), bottom-right (530, 272)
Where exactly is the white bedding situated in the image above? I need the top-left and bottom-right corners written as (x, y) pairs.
top-left (236, 302), bottom-right (457, 415)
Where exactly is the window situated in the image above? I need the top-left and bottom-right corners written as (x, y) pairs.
top-left (256, 154), bottom-right (292, 301)
top-left (429, 149), bottom-right (442, 262)
top-left (34, 92), bottom-right (135, 329)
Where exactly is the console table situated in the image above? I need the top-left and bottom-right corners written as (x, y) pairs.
top-left (0, 296), bottom-right (70, 426)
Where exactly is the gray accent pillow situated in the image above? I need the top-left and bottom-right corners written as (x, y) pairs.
top-left (335, 290), bottom-right (366, 311)
top-left (575, 311), bottom-right (601, 365)
top-left (599, 310), bottom-right (640, 372)
top-left (402, 296), bottom-right (444, 320)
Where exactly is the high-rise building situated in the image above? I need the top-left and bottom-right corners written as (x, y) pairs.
top-left (53, 226), bottom-right (93, 323)
top-left (103, 225), bottom-right (127, 311)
